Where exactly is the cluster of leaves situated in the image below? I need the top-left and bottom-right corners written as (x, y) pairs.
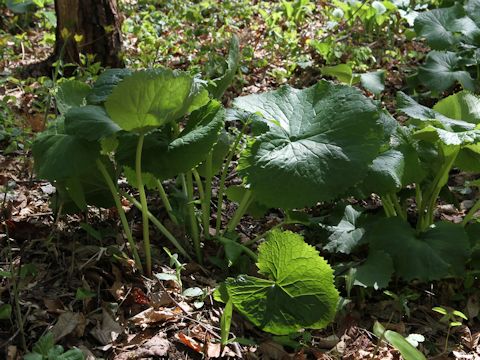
top-left (413, 0), bottom-right (480, 93)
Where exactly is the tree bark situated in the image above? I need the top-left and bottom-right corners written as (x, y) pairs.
top-left (54, 0), bottom-right (124, 68)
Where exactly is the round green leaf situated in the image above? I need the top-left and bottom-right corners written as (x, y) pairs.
top-left (105, 69), bottom-right (209, 132)
top-left (235, 80), bottom-right (384, 208)
top-left (433, 91), bottom-right (480, 124)
top-left (225, 230), bottom-right (339, 335)
top-left (354, 250), bottom-right (394, 289)
top-left (65, 105), bottom-right (121, 141)
top-left (56, 80), bottom-right (91, 115)
top-left (418, 51), bottom-right (475, 93)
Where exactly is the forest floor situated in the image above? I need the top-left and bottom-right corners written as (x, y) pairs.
top-left (1, 1), bottom-right (480, 359)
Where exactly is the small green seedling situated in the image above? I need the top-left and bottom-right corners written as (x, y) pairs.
top-left (24, 332), bottom-right (84, 360)
top-left (432, 306), bottom-right (468, 352)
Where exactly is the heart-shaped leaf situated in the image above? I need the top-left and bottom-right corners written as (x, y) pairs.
top-left (368, 218), bottom-right (470, 281)
top-left (235, 80), bottom-right (384, 208)
top-left (105, 69), bottom-right (209, 132)
top-left (418, 51), bottom-right (475, 93)
top-left (220, 230), bottom-right (339, 335)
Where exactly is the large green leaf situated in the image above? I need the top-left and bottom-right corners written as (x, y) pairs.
top-left (360, 70), bottom-right (385, 95)
top-left (32, 134), bottom-right (100, 181)
top-left (87, 68), bottom-right (132, 105)
top-left (368, 218), bottom-right (470, 281)
top-left (116, 104), bottom-right (224, 180)
top-left (355, 251), bottom-right (394, 289)
top-left (105, 69), bottom-right (210, 132)
top-left (418, 51), bottom-right (475, 93)
top-left (414, 4), bottom-right (470, 50)
top-left (207, 35), bottom-right (240, 99)
top-left (234, 80), bottom-right (384, 208)
top-left (56, 80), bottom-right (91, 115)
top-left (433, 91), bottom-right (480, 124)
top-left (222, 230), bottom-right (339, 335)
top-left (65, 105), bottom-right (121, 141)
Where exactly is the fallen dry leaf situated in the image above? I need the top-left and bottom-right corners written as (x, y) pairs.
top-left (90, 309), bottom-right (123, 345)
top-left (52, 311), bottom-right (86, 342)
top-left (130, 307), bottom-right (181, 325)
top-left (114, 334), bottom-right (170, 359)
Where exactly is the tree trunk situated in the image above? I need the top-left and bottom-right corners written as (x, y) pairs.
top-left (54, 0), bottom-right (124, 68)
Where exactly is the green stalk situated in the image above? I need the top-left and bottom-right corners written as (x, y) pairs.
top-left (226, 189), bottom-right (253, 233)
top-left (156, 179), bottom-right (178, 225)
top-left (202, 152), bottom-right (213, 239)
top-left (186, 171), bottom-right (201, 263)
top-left (192, 169), bottom-right (205, 202)
top-left (217, 236), bottom-right (258, 261)
top-left (389, 193), bottom-right (406, 221)
top-left (96, 159), bottom-right (143, 273)
top-left (122, 191), bottom-right (190, 260)
top-left (136, 133), bottom-right (152, 276)
top-left (381, 195), bottom-right (397, 218)
top-left (215, 123), bottom-right (249, 235)
top-left (462, 197), bottom-right (480, 226)
top-left (418, 151), bottom-right (458, 231)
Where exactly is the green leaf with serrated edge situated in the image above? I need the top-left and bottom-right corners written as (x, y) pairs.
top-left (0, 304), bottom-right (12, 320)
top-left (374, 322), bottom-right (427, 360)
top-left (32, 332), bottom-right (55, 356)
top-left (323, 205), bottom-right (365, 254)
top-left (207, 35), bottom-right (240, 99)
top-left (354, 251), bottom-right (393, 289)
top-left (32, 134), bottom-right (100, 181)
top-left (56, 80), bottom-right (91, 115)
top-left (116, 105), bottom-right (224, 180)
top-left (123, 166), bottom-right (158, 190)
top-left (65, 105), bottom-right (121, 141)
top-left (414, 4), bottom-right (469, 50)
top-left (223, 230), bottom-right (339, 335)
top-left (418, 51), bottom-right (475, 93)
top-left (414, 126), bottom-right (480, 146)
top-left (87, 68), bottom-right (132, 104)
top-left (226, 185), bottom-right (269, 219)
top-left (56, 349), bottom-right (85, 360)
top-left (360, 70), bottom-right (385, 95)
top-left (321, 64), bottom-right (355, 84)
top-left (105, 69), bottom-right (209, 132)
top-left (368, 218), bottom-right (470, 281)
top-left (234, 80), bottom-right (384, 208)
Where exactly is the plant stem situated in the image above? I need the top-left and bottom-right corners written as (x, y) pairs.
top-left (225, 189), bottom-right (253, 233)
top-left (202, 152), bottom-right (213, 239)
top-left (192, 169), bottom-right (205, 202)
top-left (186, 171), bottom-right (201, 263)
top-left (418, 151), bottom-right (458, 231)
top-left (381, 195), bottom-right (397, 218)
top-left (217, 236), bottom-right (258, 261)
top-left (462, 197), bottom-right (480, 226)
top-left (136, 133), bottom-right (152, 276)
top-left (389, 193), bottom-right (406, 221)
top-left (156, 179), bottom-right (178, 225)
top-left (96, 159), bottom-right (143, 273)
top-left (215, 123), bottom-right (248, 235)
top-left (122, 191), bottom-right (191, 260)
